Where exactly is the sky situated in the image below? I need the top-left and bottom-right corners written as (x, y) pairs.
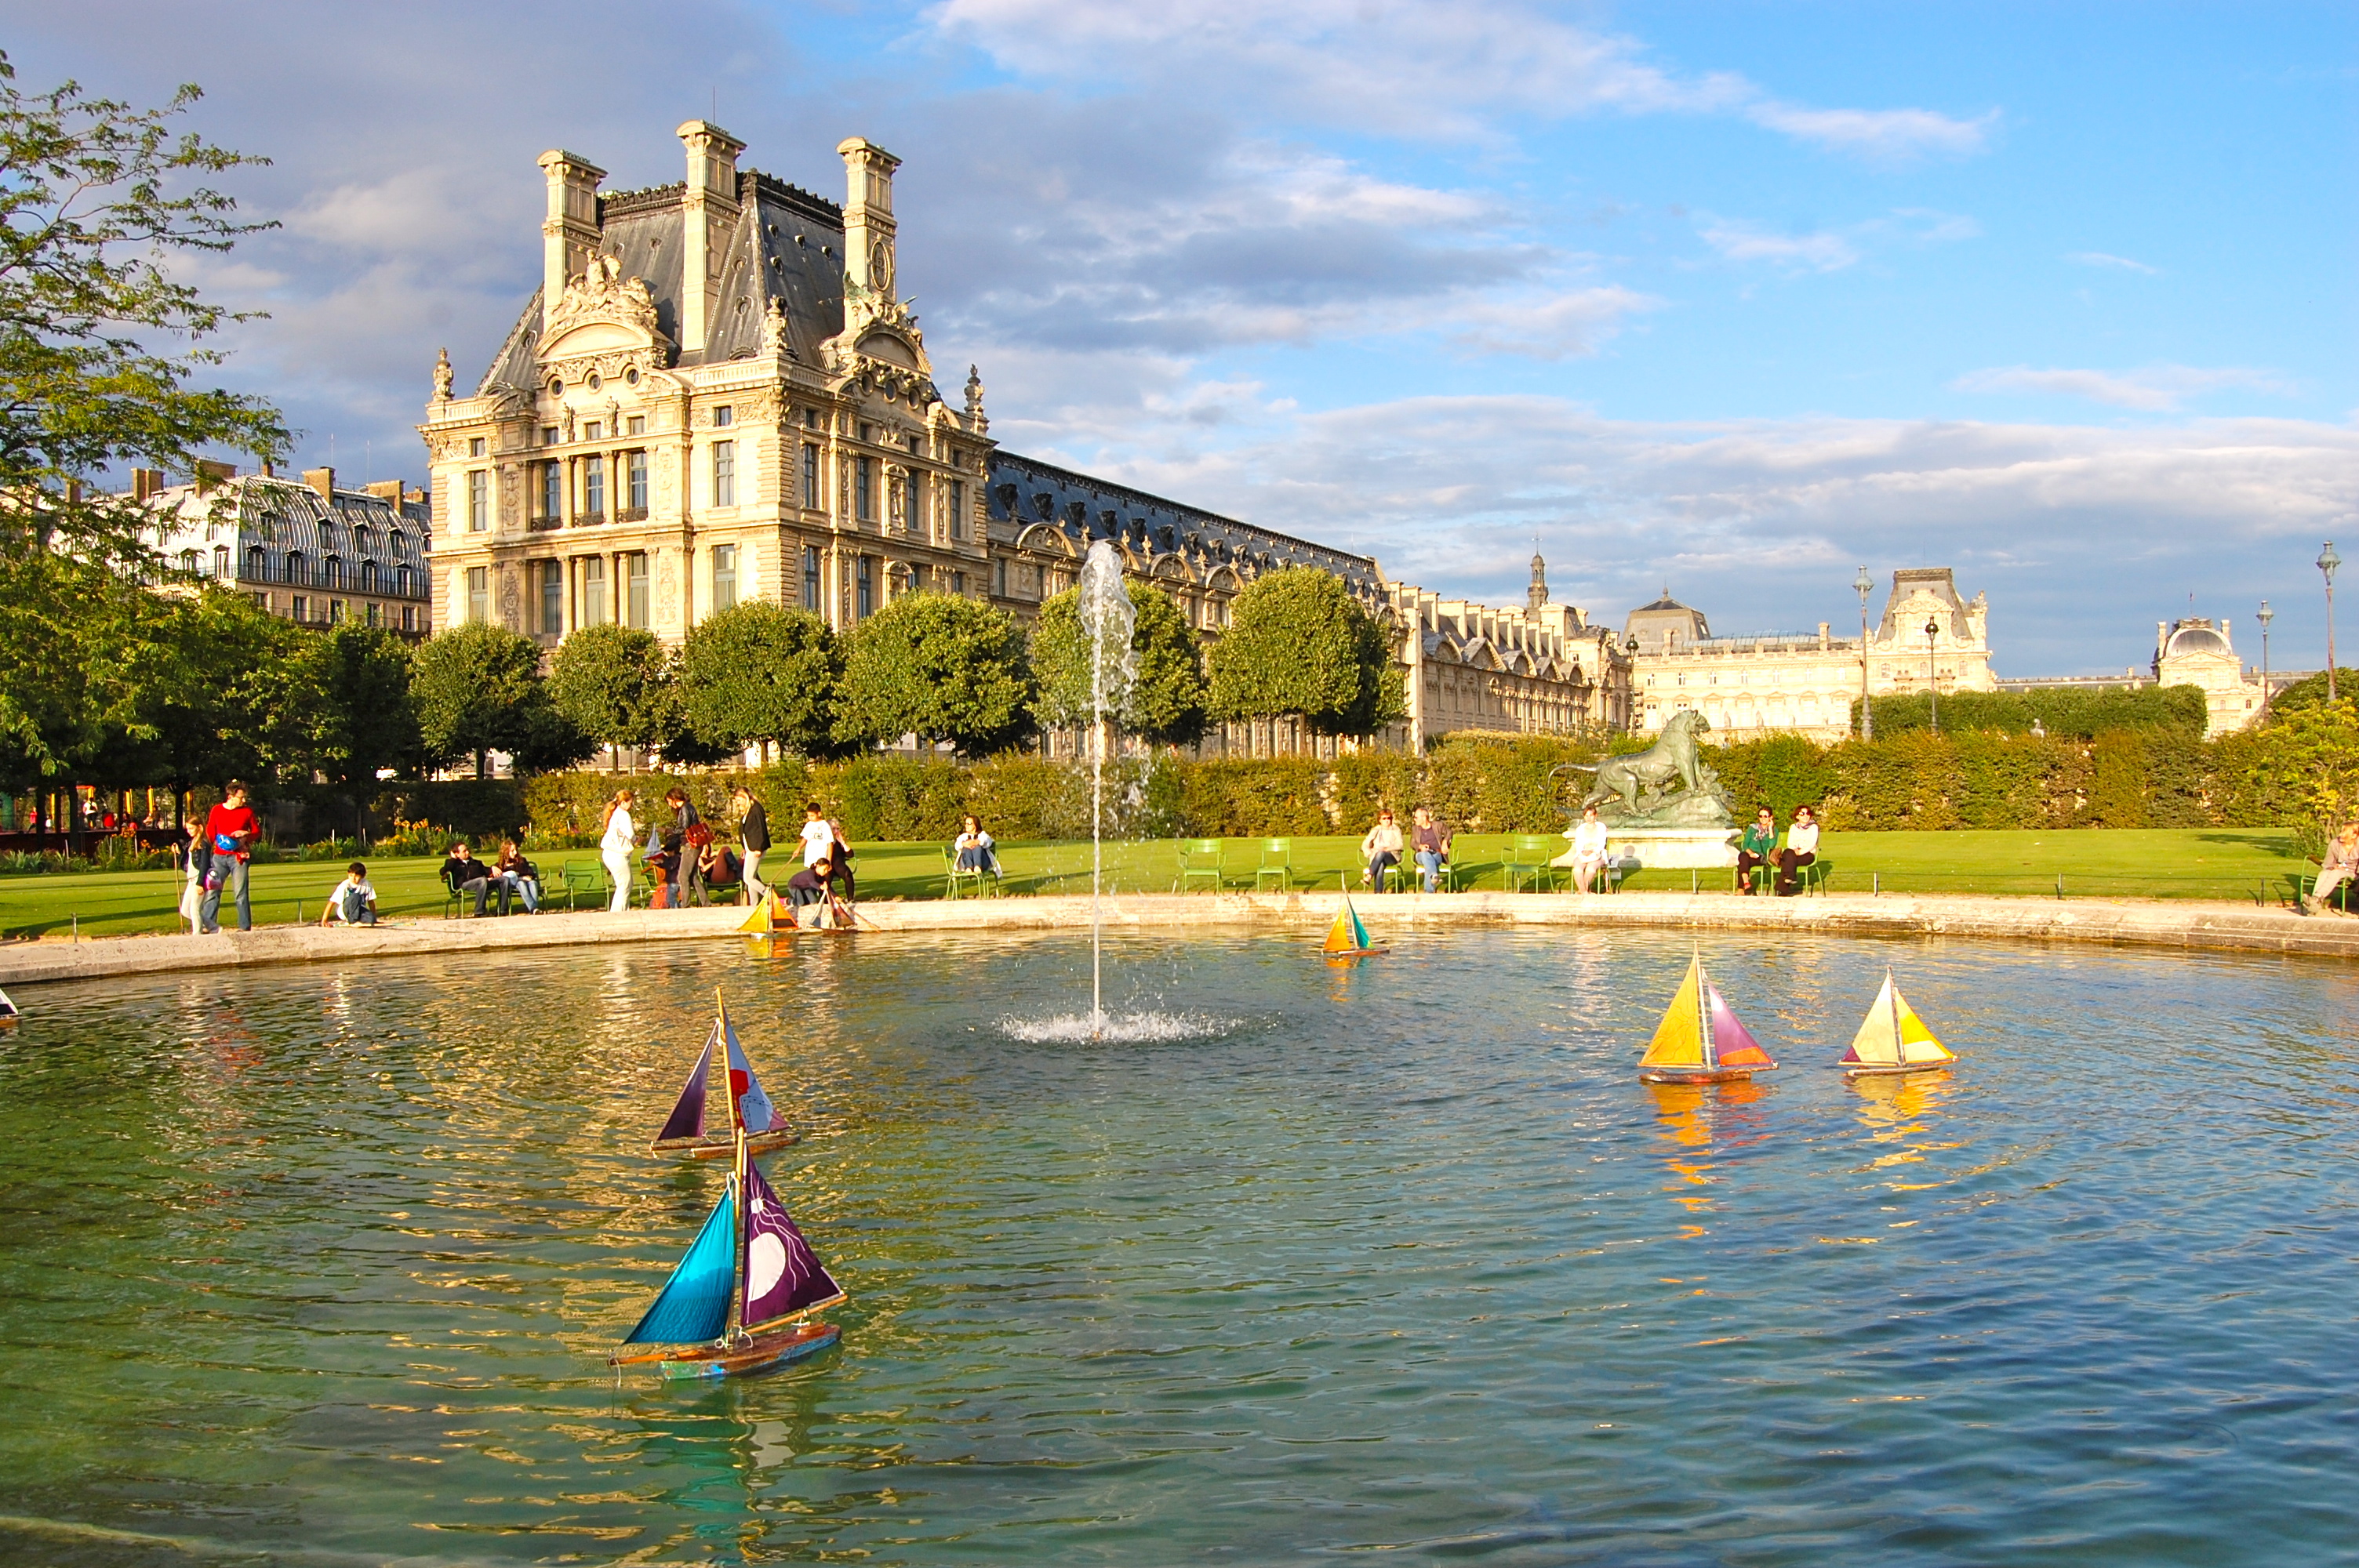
top-left (4, 1), bottom-right (2354, 673)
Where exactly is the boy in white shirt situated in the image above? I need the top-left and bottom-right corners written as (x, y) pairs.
top-left (320, 862), bottom-right (378, 925)
top-left (798, 801), bottom-right (836, 869)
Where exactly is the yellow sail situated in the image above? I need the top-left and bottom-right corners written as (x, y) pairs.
top-left (1322, 898), bottom-right (1365, 954)
top-left (1638, 956), bottom-right (1707, 1069)
top-left (1843, 974), bottom-right (1903, 1067)
top-left (1893, 988), bottom-right (1956, 1064)
top-left (736, 893), bottom-right (779, 935)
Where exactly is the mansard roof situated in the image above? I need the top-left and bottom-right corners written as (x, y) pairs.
top-left (984, 450), bottom-right (1385, 597)
top-left (478, 169), bottom-right (868, 395)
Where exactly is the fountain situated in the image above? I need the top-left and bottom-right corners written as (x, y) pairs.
top-left (1077, 539), bottom-right (1138, 1039)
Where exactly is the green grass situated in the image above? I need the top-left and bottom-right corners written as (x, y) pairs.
top-left (0, 829), bottom-right (2312, 940)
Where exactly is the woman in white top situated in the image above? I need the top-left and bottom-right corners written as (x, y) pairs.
top-left (1775, 804), bottom-right (1820, 895)
top-left (1568, 805), bottom-right (1611, 895)
top-left (600, 789), bottom-right (638, 913)
top-left (1360, 809), bottom-right (1405, 888)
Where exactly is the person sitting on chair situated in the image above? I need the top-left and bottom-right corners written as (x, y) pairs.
top-left (2306, 821), bottom-right (2359, 915)
top-left (442, 842), bottom-right (511, 916)
top-left (953, 815), bottom-right (999, 875)
top-left (495, 840), bottom-right (540, 913)
top-left (1774, 804), bottom-right (1820, 896)
top-left (1409, 807), bottom-right (1452, 893)
top-left (1568, 805), bottom-right (1611, 894)
top-left (697, 836), bottom-right (740, 896)
top-left (1737, 808), bottom-right (1777, 895)
top-left (1360, 809), bottom-right (1404, 889)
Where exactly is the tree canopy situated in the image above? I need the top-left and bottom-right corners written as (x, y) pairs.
top-left (836, 593), bottom-right (1035, 756)
top-left (677, 601), bottom-right (843, 760)
top-left (1858, 683), bottom-right (2209, 739)
top-left (413, 622), bottom-right (565, 778)
top-left (549, 624), bottom-right (671, 769)
top-left (2259, 669), bottom-right (2359, 718)
top-left (1030, 580), bottom-right (1209, 746)
top-left (1207, 568), bottom-right (1405, 737)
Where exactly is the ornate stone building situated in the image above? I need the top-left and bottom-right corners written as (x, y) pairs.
top-left (136, 464), bottom-right (434, 637)
top-left (2150, 616), bottom-right (2270, 736)
top-left (1390, 555), bottom-right (1633, 745)
top-left (419, 124), bottom-right (993, 652)
top-left (1627, 568), bottom-right (1996, 741)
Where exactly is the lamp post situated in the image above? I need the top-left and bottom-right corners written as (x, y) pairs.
top-left (2258, 599), bottom-right (2274, 719)
top-left (1854, 566), bottom-right (1875, 740)
top-left (2320, 542), bottom-right (2342, 703)
top-left (1925, 616), bottom-right (1941, 733)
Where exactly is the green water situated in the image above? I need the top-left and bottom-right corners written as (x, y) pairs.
top-left (0, 931), bottom-right (2354, 1565)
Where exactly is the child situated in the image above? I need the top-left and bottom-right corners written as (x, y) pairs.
top-left (321, 862), bottom-right (377, 926)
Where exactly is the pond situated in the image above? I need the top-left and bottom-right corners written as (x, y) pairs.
top-left (0, 929), bottom-right (2354, 1565)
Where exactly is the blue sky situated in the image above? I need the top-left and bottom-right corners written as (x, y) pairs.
top-left (5, 1), bottom-right (2352, 673)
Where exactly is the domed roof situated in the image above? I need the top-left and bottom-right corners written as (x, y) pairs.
top-left (2166, 623), bottom-right (2231, 658)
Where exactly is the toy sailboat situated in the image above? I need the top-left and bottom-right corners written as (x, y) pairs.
top-left (1322, 884), bottom-right (1381, 959)
top-left (1840, 971), bottom-right (1957, 1076)
top-left (736, 893), bottom-right (784, 934)
top-left (651, 990), bottom-right (798, 1159)
top-left (610, 1127), bottom-right (845, 1381)
top-left (0, 985), bottom-right (16, 1025)
top-left (1637, 950), bottom-right (1778, 1084)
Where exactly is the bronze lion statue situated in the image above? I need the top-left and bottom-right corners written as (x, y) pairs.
top-left (1570, 710), bottom-right (1713, 818)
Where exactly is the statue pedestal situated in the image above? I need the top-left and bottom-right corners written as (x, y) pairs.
top-left (1601, 826), bottom-right (1738, 869)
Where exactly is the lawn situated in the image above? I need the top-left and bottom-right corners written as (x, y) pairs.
top-left (0, 828), bottom-right (2311, 941)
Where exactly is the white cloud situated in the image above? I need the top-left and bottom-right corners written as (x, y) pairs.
top-left (1697, 220), bottom-right (1859, 273)
top-left (1449, 286), bottom-right (1662, 359)
top-left (2066, 250), bottom-right (2161, 275)
top-left (1953, 364), bottom-right (2288, 412)
top-left (1745, 102), bottom-right (1997, 160)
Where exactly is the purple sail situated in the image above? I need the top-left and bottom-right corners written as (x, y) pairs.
top-left (655, 1029), bottom-right (715, 1145)
top-left (740, 1159), bottom-right (845, 1330)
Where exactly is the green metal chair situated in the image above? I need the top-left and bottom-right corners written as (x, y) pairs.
top-left (1179, 838), bottom-right (1225, 894)
top-left (559, 858), bottom-right (612, 910)
top-left (943, 846), bottom-right (999, 899)
top-left (1503, 835), bottom-right (1560, 893)
top-left (1254, 837), bottom-right (1293, 891)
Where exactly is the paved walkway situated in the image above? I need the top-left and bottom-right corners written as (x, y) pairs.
top-left (0, 890), bottom-right (2348, 989)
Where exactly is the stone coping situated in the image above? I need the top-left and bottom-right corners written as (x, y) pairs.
top-left (0, 891), bottom-right (2350, 990)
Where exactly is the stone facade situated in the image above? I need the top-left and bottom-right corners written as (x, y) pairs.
top-left (2151, 616), bottom-right (2268, 736)
top-left (1390, 555), bottom-right (1633, 746)
top-left (136, 464), bottom-right (434, 637)
top-left (1627, 568), bottom-right (1996, 741)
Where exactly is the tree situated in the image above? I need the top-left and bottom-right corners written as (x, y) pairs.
top-left (836, 593), bottom-right (1035, 756)
top-left (0, 53), bottom-right (288, 795)
top-left (1030, 580), bottom-right (1209, 746)
top-left (1208, 567), bottom-right (1405, 737)
top-left (302, 621), bottom-right (420, 785)
top-left (2261, 669), bottom-right (2359, 718)
top-left (676, 601), bottom-right (843, 760)
top-left (548, 624), bottom-right (671, 771)
top-left (413, 622), bottom-right (547, 778)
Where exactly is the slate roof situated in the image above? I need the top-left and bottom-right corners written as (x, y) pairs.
top-left (478, 171), bottom-right (871, 394)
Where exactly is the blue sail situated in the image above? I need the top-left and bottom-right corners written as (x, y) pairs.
top-left (621, 1184), bottom-right (736, 1346)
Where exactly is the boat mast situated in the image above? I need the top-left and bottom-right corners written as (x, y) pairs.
top-left (730, 1121), bottom-right (749, 1345)
top-left (1696, 948), bottom-right (1714, 1069)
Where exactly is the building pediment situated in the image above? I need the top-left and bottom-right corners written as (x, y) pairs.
top-left (540, 256), bottom-right (671, 374)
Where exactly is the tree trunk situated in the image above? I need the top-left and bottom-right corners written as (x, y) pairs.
top-left (475, 749), bottom-right (489, 780)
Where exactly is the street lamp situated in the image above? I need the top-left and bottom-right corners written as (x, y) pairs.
top-left (1854, 566), bottom-right (1876, 740)
top-left (2257, 599), bottom-right (2274, 719)
top-left (2319, 542), bottom-right (2342, 703)
top-left (1925, 616), bottom-right (1942, 733)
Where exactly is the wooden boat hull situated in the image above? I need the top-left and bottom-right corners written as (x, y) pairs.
top-left (1322, 946), bottom-right (1383, 960)
top-left (619, 1321), bottom-right (841, 1381)
top-left (1843, 1062), bottom-right (1950, 1077)
top-left (650, 1129), bottom-right (798, 1160)
top-left (1640, 1067), bottom-right (1760, 1084)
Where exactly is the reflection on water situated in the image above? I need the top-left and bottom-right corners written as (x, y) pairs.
top-left (1, 929), bottom-right (2356, 1565)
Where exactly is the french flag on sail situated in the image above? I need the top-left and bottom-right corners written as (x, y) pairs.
top-left (723, 1019), bottom-right (775, 1134)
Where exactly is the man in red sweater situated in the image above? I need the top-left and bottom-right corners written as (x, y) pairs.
top-left (199, 780), bottom-right (259, 933)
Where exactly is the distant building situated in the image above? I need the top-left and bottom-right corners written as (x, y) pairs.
top-left (1996, 614), bottom-right (2288, 737)
top-left (1390, 554), bottom-right (1632, 746)
top-left (136, 463), bottom-right (434, 637)
top-left (1625, 568), bottom-right (1996, 741)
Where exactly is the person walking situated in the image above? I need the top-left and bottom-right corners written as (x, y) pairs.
top-left (198, 780), bottom-right (258, 933)
top-left (733, 785), bottom-right (770, 905)
top-left (1737, 808), bottom-right (1778, 895)
top-left (1774, 804), bottom-right (1820, 896)
top-left (599, 789), bottom-right (638, 913)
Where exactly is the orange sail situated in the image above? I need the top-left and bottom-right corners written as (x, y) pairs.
top-left (1640, 952), bottom-right (1777, 1081)
top-left (1841, 972), bottom-right (1955, 1073)
top-left (1322, 892), bottom-right (1374, 955)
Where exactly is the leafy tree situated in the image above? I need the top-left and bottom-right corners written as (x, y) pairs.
top-left (836, 593), bottom-right (1034, 757)
top-left (676, 601), bottom-right (842, 760)
top-left (1030, 580), bottom-right (1209, 746)
top-left (413, 622), bottom-right (548, 778)
top-left (2260, 669), bottom-right (2359, 718)
top-left (1207, 567), bottom-right (1405, 737)
top-left (301, 621), bottom-right (419, 784)
top-left (548, 623), bottom-right (671, 771)
top-left (1858, 684), bottom-right (2208, 739)
top-left (0, 53), bottom-right (288, 789)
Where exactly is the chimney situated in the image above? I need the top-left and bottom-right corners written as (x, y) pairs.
top-left (837, 136), bottom-right (901, 309)
top-left (2157, 620), bottom-right (2168, 661)
top-left (194, 459), bottom-right (238, 493)
top-left (537, 149), bottom-right (607, 335)
top-left (131, 468), bottom-right (165, 501)
top-left (364, 480), bottom-right (403, 503)
top-left (304, 466), bottom-right (336, 500)
top-left (675, 121), bottom-right (745, 357)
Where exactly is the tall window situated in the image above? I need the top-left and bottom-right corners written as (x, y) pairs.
top-left (856, 554), bottom-right (873, 618)
top-left (395, 564), bottom-right (412, 597)
top-left (401, 605), bottom-right (416, 633)
top-left (361, 561), bottom-right (378, 593)
top-left (178, 549), bottom-right (199, 575)
top-left (215, 545), bottom-right (231, 579)
top-left (291, 595), bottom-right (309, 623)
top-left (583, 456), bottom-right (605, 519)
top-left (802, 445), bottom-right (820, 509)
top-left (329, 600), bottom-right (345, 625)
top-left (711, 544), bottom-right (737, 612)
top-left (466, 565), bottom-right (488, 623)
top-left (713, 440), bottom-right (736, 507)
top-left (581, 557), bottom-right (609, 626)
top-left (994, 558), bottom-right (1006, 597)
top-left (540, 461), bottom-right (561, 521)
top-left (624, 553), bottom-right (649, 629)
top-left (248, 545), bottom-right (265, 580)
top-left (540, 561), bottom-right (563, 634)
top-left (626, 451), bottom-right (647, 514)
top-left (803, 544), bottom-right (821, 611)
top-left (949, 479), bottom-right (965, 541)
top-left (467, 469), bottom-right (488, 532)
top-left (286, 550), bottom-right (307, 586)
top-left (366, 603), bottom-right (380, 627)
top-left (323, 556), bottom-right (343, 590)
top-left (856, 456), bottom-right (874, 521)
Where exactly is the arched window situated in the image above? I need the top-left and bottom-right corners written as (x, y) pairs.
top-left (179, 549), bottom-right (200, 575)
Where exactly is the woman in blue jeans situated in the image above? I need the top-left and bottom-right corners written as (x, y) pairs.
top-left (1410, 807), bottom-right (1451, 893)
